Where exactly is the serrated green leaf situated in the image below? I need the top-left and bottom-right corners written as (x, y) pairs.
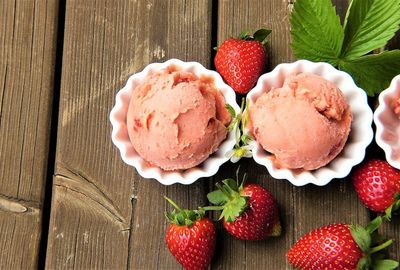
top-left (341, 0), bottom-right (400, 59)
top-left (222, 196), bottom-right (248, 222)
top-left (207, 190), bottom-right (228, 205)
top-left (290, 0), bottom-right (344, 65)
top-left (349, 224), bottom-right (371, 253)
top-left (339, 50), bottom-right (400, 96)
top-left (373, 259), bottom-right (399, 270)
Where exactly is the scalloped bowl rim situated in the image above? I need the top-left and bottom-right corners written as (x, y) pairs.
top-left (247, 60), bottom-right (373, 186)
top-left (374, 75), bottom-right (400, 169)
top-left (109, 59), bottom-right (240, 185)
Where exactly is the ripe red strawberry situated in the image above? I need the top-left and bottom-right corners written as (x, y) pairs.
top-left (206, 171), bottom-right (281, 240)
top-left (164, 197), bottom-right (216, 270)
top-left (214, 29), bottom-right (271, 94)
top-left (287, 223), bottom-right (398, 270)
top-left (352, 159), bottom-right (400, 216)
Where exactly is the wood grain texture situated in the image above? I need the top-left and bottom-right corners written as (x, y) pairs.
top-left (215, 1), bottom-right (369, 269)
top-left (45, 0), bottom-right (212, 269)
top-left (0, 0), bottom-right (58, 268)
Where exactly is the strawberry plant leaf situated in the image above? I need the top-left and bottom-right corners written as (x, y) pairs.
top-left (339, 50), bottom-right (400, 96)
top-left (253, 29), bottom-right (272, 45)
top-left (385, 203), bottom-right (394, 221)
top-left (223, 179), bottom-right (239, 192)
top-left (357, 257), bottom-right (370, 270)
top-left (341, 0), bottom-right (400, 60)
top-left (207, 190), bottom-right (228, 205)
top-left (290, 0), bottom-right (344, 65)
top-left (349, 224), bottom-right (371, 253)
top-left (372, 260), bottom-right (399, 270)
top-left (222, 196), bottom-right (248, 222)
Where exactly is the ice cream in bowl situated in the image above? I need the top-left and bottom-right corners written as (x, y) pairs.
top-left (374, 75), bottom-right (400, 169)
top-left (110, 59), bottom-right (240, 185)
top-left (247, 60), bottom-right (373, 186)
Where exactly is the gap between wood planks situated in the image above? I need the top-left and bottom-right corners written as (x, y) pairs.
top-left (37, 0), bottom-right (66, 268)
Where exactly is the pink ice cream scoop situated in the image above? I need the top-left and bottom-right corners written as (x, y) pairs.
top-left (393, 98), bottom-right (400, 117)
top-left (127, 67), bottom-right (231, 171)
top-left (249, 73), bottom-right (352, 170)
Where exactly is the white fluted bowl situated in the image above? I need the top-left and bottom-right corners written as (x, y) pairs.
top-left (110, 59), bottom-right (240, 185)
top-left (247, 60), bottom-right (373, 186)
top-left (374, 75), bottom-right (400, 169)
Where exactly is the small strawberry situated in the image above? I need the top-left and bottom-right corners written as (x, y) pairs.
top-left (164, 197), bottom-right (216, 270)
top-left (287, 222), bottom-right (398, 270)
top-left (214, 29), bottom-right (271, 94)
top-left (206, 170), bottom-right (281, 240)
top-left (352, 159), bottom-right (400, 217)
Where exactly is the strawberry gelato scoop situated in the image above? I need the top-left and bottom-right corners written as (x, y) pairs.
top-left (249, 73), bottom-right (352, 170)
top-left (393, 98), bottom-right (400, 117)
top-left (127, 68), bottom-right (231, 171)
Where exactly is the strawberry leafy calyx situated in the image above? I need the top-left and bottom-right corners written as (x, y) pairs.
top-left (205, 169), bottom-right (249, 222)
top-left (383, 193), bottom-right (400, 221)
top-left (164, 196), bottom-right (205, 227)
top-left (349, 219), bottom-right (399, 270)
top-left (237, 29), bottom-right (272, 47)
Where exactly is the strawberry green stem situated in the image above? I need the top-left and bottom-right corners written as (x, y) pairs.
top-left (164, 196), bottom-right (183, 212)
top-left (370, 239), bottom-right (393, 254)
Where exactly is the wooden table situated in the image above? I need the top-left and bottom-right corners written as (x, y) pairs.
top-left (1, 0), bottom-right (399, 269)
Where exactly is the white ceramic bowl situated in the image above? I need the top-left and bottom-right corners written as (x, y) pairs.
top-left (374, 75), bottom-right (400, 169)
top-left (247, 60), bottom-right (373, 186)
top-left (109, 59), bottom-right (240, 185)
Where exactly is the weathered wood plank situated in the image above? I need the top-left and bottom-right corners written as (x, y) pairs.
top-left (0, 0), bottom-right (58, 268)
top-left (45, 0), bottom-right (212, 269)
top-left (214, 1), bottom-right (369, 269)
top-left (127, 2), bottom-right (212, 268)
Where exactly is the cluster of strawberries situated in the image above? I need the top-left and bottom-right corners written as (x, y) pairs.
top-left (165, 160), bottom-right (400, 270)
top-left (164, 31), bottom-right (400, 269)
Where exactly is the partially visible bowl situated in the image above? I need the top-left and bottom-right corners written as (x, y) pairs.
top-left (374, 75), bottom-right (400, 169)
top-left (247, 60), bottom-right (373, 186)
top-left (110, 59), bottom-right (240, 185)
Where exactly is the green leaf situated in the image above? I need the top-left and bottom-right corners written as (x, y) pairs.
top-left (222, 196), bottom-right (248, 222)
top-left (393, 193), bottom-right (400, 212)
top-left (385, 203), bottom-right (394, 221)
top-left (238, 30), bottom-right (252, 39)
top-left (373, 259), bottom-right (399, 270)
top-left (341, 0), bottom-right (400, 59)
top-left (349, 224), bottom-right (371, 253)
top-left (225, 104), bottom-right (236, 118)
top-left (290, 0), bottom-right (344, 65)
top-left (357, 257), bottom-right (370, 270)
top-left (207, 190), bottom-right (228, 205)
top-left (253, 29), bottom-right (272, 45)
top-left (223, 179), bottom-right (239, 192)
top-left (339, 50), bottom-right (400, 96)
